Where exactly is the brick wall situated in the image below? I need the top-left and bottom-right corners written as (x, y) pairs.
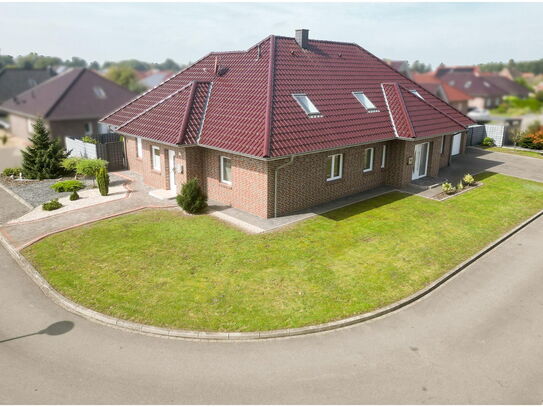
top-left (269, 141), bottom-right (390, 217)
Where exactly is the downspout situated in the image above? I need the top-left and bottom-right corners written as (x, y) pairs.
top-left (274, 156), bottom-right (295, 218)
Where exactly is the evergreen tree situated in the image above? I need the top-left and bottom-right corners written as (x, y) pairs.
top-left (21, 118), bottom-right (68, 180)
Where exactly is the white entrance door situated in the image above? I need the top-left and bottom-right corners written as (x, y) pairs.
top-left (451, 133), bottom-right (462, 156)
top-left (412, 142), bottom-right (430, 180)
top-left (168, 150), bottom-right (176, 191)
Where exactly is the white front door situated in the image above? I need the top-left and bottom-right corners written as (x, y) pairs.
top-left (412, 142), bottom-right (430, 180)
top-left (451, 133), bottom-right (462, 156)
top-left (168, 150), bottom-right (176, 191)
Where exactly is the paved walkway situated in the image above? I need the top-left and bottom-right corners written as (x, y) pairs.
top-left (0, 171), bottom-right (175, 249)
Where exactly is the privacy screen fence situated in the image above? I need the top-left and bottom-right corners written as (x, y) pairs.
top-left (65, 133), bottom-right (126, 171)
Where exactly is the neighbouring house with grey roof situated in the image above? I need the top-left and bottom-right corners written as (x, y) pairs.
top-left (0, 68), bottom-right (136, 144)
top-left (0, 68), bottom-right (56, 105)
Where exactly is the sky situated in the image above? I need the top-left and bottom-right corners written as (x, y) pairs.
top-left (1, 2), bottom-right (542, 68)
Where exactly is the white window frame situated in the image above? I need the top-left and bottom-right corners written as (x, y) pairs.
top-left (27, 119), bottom-right (36, 133)
top-left (136, 137), bottom-right (143, 159)
top-left (381, 145), bottom-right (387, 168)
top-left (220, 156), bottom-right (232, 185)
top-left (363, 148), bottom-right (374, 173)
top-left (352, 91), bottom-right (379, 112)
top-left (292, 93), bottom-right (321, 117)
top-left (151, 146), bottom-right (161, 171)
top-left (84, 122), bottom-right (93, 136)
top-left (440, 136), bottom-right (445, 154)
top-left (93, 86), bottom-right (107, 99)
top-left (326, 153), bottom-right (343, 181)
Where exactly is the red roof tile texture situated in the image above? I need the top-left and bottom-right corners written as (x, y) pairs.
top-left (102, 34), bottom-right (473, 158)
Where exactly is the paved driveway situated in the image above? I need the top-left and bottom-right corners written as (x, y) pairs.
top-left (440, 146), bottom-right (543, 183)
top-left (1, 167), bottom-right (543, 403)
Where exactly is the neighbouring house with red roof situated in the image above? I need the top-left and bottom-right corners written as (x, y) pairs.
top-left (412, 73), bottom-right (471, 113)
top-left (101, 30), bottom-right (474, 219)
top-left (0, 68), bottom-right (135, 144)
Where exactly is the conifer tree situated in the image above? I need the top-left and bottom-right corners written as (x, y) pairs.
top-left (21, 118), bottom-right (68, 180)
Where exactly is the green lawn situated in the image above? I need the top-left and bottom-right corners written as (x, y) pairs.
top-left (481, 146), bottom-right (543, 159)
top-left (24, 173), bottom-right (543, 332)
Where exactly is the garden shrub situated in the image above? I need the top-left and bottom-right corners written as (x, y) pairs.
top-left (42, 198), bottom-right (62, 211)
top-left (462, 173), bottom-right (476, 186)
top-left (96, 166), bottom-right (109, 196)
top-left (69, 191), bottom-right (79, 201)
top-left (456, 182), bottom-right (464, 192)
top-left (75, 158), bottom-right (108, 178)
top-left (481, 137), bottom-right (495, 147)
top-left (441, 182), bottom-right (456, 195)
top-left (519, 131), bottom-right (543, 150)
top-left (82, 136), bottom-right (97, 144)
top-left (61, 157), bottom-right (83, 175)
top-left (50, 180), bottom-right (85, 193)
top-left (2, 167), bottom-right (22, 177)
top-left (176, 178), bottom-right (207, 214)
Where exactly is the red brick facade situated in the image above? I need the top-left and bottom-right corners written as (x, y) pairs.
top-left (124, 132), bottom-right (466, 219)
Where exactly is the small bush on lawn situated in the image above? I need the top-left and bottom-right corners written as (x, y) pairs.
top-left (176, 178), bottom-right (207, 214)
top-left (81, 136), bottom-right (97, 144)
top-left (462, 173), bottom-right (476, 186)
top-left (42, 198), bottom-right (62, 211)
top-left (50, 180), bottom-right (85, 193)
top-left (481, 137), bottom-right (495, 147)
top-left (2, 167), bottom-right (22, 177)
top-left (442, 182), bottom-right (456, 195)
top-left (69, 191), bottom-right (79, 201)
top-left (96, 166), bottom-right (109, 196)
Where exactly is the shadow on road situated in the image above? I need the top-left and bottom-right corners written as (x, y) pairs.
top-left (0, 320), bottom-right (74, 343)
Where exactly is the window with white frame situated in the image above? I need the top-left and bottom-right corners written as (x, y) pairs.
top-left (353, 92), bottom-right (379, 112)
top-left (381, 145), bottom-right (387, 168)
top-left (27, 119), bottom-right (36, 133)
top-left (220, 156), bottom-right (232, 184)
top-left (363, 148), bottom-right (374, 172)
top-left (410, 89), bottom-right (424, 99)
top-left (151, 146), bottom-right (161, 171)
top-left (292, 93), bottom-right (321, 116)
top-left (136, 137), bottom-right (143, 159)
top-left (440, 136), bottom-right (445, 154)
top-left (84, 122), bottom-right (93, 136)
top-left (326, 154), bottom-right (343, 181)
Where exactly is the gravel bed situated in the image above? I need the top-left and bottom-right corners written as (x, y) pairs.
top-left (0, 174), bottom-right (125, 207)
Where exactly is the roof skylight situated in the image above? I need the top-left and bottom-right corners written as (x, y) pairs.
top-left (93, 86), bottom-right (107, 99)
top-left (483, 81), bottom-right (490, 88)
top-left (464, 81), bottom-right (472, 89)
top-left (292, 94), bottom-right (321, 117)
top-left (352, 92), bottom-right (379, 112)
top-left (410, 89), bottom-right (424, 99)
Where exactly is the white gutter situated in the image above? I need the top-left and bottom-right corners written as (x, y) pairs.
top-left (274, 156), bottom-right (295, 218)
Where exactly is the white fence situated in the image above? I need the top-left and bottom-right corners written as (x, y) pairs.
top-left (468, 124), bottom-right (506, 147)
top-left (65, 137), bottom-right (99, 159)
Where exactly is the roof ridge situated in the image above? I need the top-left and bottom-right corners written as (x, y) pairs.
top-left (392, 83), bottom-right (416, 138)
top-left (263, 35), bottom-right (276, 157)
top-left (100, 52), bottom-right (214, 124)
top-left (117, 81), bottom-right (198, 130)
top-left (43, 68), bottom-right (85, 119)
top-left (380, 83), bottom-right (399, 139)
top-left (397, 83), bottom-right (467, 128)
top-left (176, 80), bottom-right (198, 144)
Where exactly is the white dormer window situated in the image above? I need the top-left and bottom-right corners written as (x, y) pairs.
top-left (93, 86), bottom-right (107, 99)
top-left (464, 81), bottom-right (472, 89)
top-left (410, 89), bottom-right (424, 99)
top-left (352, 92), bottom-right (379, 112)
top-left (292, 94), bottom-right (321, 116)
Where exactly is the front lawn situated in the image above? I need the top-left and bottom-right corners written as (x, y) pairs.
top-left (24, 173), bottom-right (543, 332)
top-left (481, 146), bottom-right (543, 160)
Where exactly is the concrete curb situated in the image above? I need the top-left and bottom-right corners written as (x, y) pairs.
top-left (0, 180), bottom-right (33, 210)
top-left (1, 206), bottom-right (542, 341)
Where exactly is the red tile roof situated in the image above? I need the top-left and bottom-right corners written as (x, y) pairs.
top-left (102, 35), bottom-right (473, 158)
top-left (412, 73), bottom-right (471, 102)
top-left (1, 68), bottom-right (136, 120)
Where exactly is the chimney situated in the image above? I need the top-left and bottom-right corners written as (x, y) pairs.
top-left (295, 29), bottom-right (309, 49)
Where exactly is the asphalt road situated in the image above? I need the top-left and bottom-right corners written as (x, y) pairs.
top-left (1, 181), bottom-right (543, 403)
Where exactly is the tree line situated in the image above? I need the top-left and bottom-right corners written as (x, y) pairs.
top-left (479, 58), bottom-right (543, 75)
top-left (0, 52), bottom-right (187, 73)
